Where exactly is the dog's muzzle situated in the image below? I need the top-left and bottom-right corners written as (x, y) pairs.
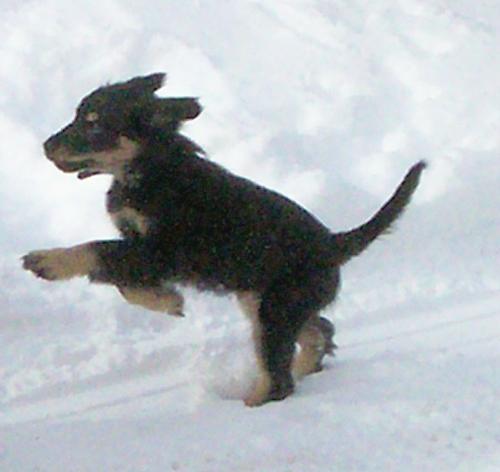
top-left (43, 138), bottom-right (98, 178)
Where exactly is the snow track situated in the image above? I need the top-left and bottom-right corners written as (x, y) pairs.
top-left (2, 292), bottom-right (499, 471)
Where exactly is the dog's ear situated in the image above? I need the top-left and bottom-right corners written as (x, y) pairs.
top-left (122, 73), bottom-right (167, 95)
top-left (150, 97), bottom-right (202, 128)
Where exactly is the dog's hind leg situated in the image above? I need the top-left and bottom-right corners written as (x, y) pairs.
top-left (241, 267), bottom-right (339, 406)
top-left (293, 315), bottom-right (336, 379)
top-left (237, 291), bottom-right (272, 406)
top-left (240, 287), bottom-right (299, 407)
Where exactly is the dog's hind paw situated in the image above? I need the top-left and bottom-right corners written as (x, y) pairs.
top-left (318, 316), bottom-right (337, 355)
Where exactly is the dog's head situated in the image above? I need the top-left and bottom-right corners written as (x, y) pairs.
top-left (44, 73), bottom-right (202, 179)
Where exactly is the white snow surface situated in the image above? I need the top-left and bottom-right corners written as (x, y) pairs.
top-left (1, 1), bottom-right (499, 471)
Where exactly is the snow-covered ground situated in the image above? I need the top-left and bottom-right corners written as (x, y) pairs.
top-left (1, 1), bottom-right (499, 471)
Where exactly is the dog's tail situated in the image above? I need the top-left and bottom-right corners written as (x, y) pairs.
top-left (332, 161), bottom-right (426, 265)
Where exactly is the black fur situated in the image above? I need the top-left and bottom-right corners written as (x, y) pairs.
top-left (23, 73), bottom-right (426, 405)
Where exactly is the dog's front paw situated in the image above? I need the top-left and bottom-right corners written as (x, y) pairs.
top-left (119, 286), bottom-right (185, 317)
top-left (22, 244), bottom-right (97, 281)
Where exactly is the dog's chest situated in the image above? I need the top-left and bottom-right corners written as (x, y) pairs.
top-left (106, 180), bottom-right (150, 238)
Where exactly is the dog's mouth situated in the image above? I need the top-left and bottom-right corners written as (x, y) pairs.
top-left (44, 136), bottom-right (140, 180)
top-left (50, 157), bottom-right (101, 179)
top-left (77, 168), bottom-right (102, 179)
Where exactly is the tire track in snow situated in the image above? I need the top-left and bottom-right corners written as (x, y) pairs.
top-left (340, 291), bottom-right (500, 355)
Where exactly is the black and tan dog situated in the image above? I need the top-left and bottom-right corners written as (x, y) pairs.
top-left (22, 73), bottom-right (426, 406)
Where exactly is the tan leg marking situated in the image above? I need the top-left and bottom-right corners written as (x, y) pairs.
top-left (237, 291), bottom-right (272, 407)
top-left (22, 242), bottom-right (97, 280)
top-left (119, 286), bottom-right (185, 317)
top-left (293, 316), bottom-right (325, 380)
top-left (244, 373), bottom-right (272, 408)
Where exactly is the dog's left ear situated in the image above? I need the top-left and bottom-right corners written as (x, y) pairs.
top-left (150, 97), bottom-right (202, 128)
top-left (123, 73), bottom-right (167, 95)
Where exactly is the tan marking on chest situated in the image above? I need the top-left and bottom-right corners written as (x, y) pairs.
top-left (110, 206), bottom-right (150, 236)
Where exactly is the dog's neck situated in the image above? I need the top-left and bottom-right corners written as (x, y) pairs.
top-left (110, 131), bottom-right (206, 187)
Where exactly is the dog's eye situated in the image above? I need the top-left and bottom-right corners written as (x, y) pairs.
top-left (87, 122), bottom-right (103, 138)
top-left (82, 114), bottom-right (103, 137)
top-left (85, 112), bottom-right (100, 123)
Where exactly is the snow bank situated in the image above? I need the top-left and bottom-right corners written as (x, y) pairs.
top-left (1, 1), bottom-right (499, 471)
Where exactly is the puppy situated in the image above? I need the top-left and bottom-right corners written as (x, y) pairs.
top-left (23, 73), bottom-right (426, 406)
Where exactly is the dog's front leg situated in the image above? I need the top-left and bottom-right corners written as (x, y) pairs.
top-left (22, 240), bottom-right (184, 316)
top-left (22, 242), bottom-right (98, 281)
top-left (118, 285), bottom-right (184, 317)
top-left (23, 240), bottom-right (153, 283)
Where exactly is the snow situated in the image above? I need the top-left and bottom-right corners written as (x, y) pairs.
top-left (1, 1), bottom-right (499, 471)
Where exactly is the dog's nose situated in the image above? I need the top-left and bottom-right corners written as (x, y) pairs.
top-left (43, 137), bottom-right (57, 160)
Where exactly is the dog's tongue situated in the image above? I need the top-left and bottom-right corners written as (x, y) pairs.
top-left (77, 169), bottom-right (101, 179)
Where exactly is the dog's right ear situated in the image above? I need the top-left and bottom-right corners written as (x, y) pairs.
top-left (150, 97), bottom-right (202, 128)
top-left (121, 73), bottom-right (167, 95)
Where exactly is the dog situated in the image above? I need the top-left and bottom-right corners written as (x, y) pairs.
top-left (22, 73), bottom-right (426, 406)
